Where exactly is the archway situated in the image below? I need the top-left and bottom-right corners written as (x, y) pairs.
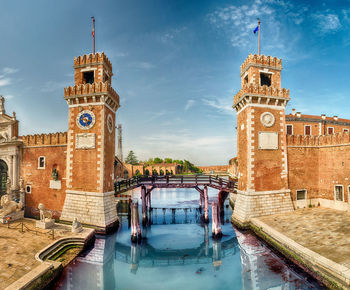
top-left (0, 160), bottom-right (8, 195)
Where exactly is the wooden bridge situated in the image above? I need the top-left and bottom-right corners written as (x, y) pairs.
top-left (114, 175), bottom-right (237, 242)
top-left (114, 175), bottom-right (236, 194)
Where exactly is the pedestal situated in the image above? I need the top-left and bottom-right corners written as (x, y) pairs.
top-left (232, 189), bottom-right (294, 227)
top-left (36, 219), bottom-right (55, 229)
top-left (60, 190), bottom-right (118, 232)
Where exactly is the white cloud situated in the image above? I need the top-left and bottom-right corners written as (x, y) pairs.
top-left (130, 61), bottom-right (155, 70)
top-left (136, 130), bottom-right (234, 165)
top-left (312, 13), bottom-right (341, 33)
top-left (5, 95), bottom-right (14, 99)
top-left (3, 67), bottom-right (18, 75)
top-left (208, 0), bottom-right (307, 51)
top-left (161, 27), bottom-right (187, 43)
top-left (203, 97), bottom-right (233, 115)
top-left (185, 99), bottom-right (195, 111)
top-left (41, 81), bottom-right (66, 93)
top-left (0, 78), bottom-right (11, 87)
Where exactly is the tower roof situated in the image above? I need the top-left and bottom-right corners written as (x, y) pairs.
top-left (74, 52), bottom-right (112, 73)
top-left (240, 54), bottom-right (282, 76)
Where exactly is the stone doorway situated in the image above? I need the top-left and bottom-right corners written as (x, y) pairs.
top-left (0, 159), bottom-right (8, 196)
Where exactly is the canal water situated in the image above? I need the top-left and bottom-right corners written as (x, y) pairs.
top-left (55, 187), bottom-right (323, 290)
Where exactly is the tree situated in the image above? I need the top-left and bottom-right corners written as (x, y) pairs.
top-left (153, 157), bottom-right (163, 164)
top-left (125, 150), bottom-right (138, 165)
top-left (165, 158), bottom-right (173, 164)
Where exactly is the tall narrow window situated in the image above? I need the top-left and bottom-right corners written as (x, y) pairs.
top-left (328, 127), bottom-right (334, 135)
top-left (38, 156), bottom-right (45, 169)
top-left (335, 185), bottom-right (343, 201)
top-left (304, 125), bottom-right (311, 136)
top-left (286, 124), bottom-right (293, 135)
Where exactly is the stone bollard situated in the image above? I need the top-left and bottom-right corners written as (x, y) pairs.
top-left (203, 186), bottom-right (209, 223)
top-left (131, 201), bottom-right (142, 243)
top-left (211, 202), bottom-right (222, 239)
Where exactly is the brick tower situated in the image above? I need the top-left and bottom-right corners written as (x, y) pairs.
top-left (232, 54), bottom-right (294, 226)
top-left (60, 53), bottom-right (120, 232)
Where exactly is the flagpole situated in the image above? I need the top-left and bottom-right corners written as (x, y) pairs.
top-left (258, 18), bottom-right (261, 55)
top-left (92, 16), bottom-right (95, 54)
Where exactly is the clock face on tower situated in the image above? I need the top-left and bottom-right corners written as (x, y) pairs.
top-left (76, 110), bottom-right (96, 130)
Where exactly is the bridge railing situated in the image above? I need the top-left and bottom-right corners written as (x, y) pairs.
top-left (115, 174), bottom-right (237, 194)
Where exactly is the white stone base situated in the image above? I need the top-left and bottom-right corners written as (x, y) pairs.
top-left (232, 190), bottom-right (294, 224)
top-left (60, 190), bottom-right (118, 229)
top-left (0, 210), bottom-right (24, 223)
top-left (36, 219), bottom-right (55, 229)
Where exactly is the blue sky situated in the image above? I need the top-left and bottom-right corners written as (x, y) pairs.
top-left (1, 0), bottom-right (350, 165)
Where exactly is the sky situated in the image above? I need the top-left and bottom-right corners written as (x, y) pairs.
top-left (1, 0), bottom-right (350, 166)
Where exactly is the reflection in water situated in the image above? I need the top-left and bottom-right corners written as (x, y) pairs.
top-left (55, 188), bottom-right (323, 290)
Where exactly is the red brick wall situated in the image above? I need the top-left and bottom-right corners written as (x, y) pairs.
top-left (103, 106), bottom-right (115, 192)
top-left (198, 165), bottom-right (229, 172)
top-left (287, 133), bottom-right (350, 202)
top-left (21, 145), bottom-right (67, 219)
top-left (252, 107), bottom-right (287, 192)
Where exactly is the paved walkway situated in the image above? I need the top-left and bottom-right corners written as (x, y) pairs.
top-left (0, 218), bottom-right (73, 289)
top-left (258, 207), bottom-right (350, 268)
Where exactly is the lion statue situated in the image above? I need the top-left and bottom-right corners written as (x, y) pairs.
top-left (38, 203), bottom-right (52, 221)
top-left (0, 194), bottom-right (23, 217)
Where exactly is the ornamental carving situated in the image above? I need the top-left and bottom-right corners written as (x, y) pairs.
top-left (260, 112), bottom-right (275, 127)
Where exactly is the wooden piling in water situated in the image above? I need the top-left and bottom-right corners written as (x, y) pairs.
top-left (204, 185), bottom-right (209, 223)
top-left (141, 185), bottom-right (147, 223)
top-left (211, 202), bottom-right (222, 239)
top-left (131, 201), bottom-right (142, 243)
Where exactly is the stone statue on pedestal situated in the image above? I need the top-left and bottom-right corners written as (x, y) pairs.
top-left (36, 203), bottom-right (54, 229)
top-left (72, 217), bottom-right (83, 233)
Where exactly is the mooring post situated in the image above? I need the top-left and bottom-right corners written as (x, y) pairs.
top-left (141, 185), bottom-right (147, 224)
top-left (204, 185), bottom-right (209, 223)
top-left (211, 202), bottom-right (222, 238)
top-left (148, 189), bottom-right (151, 209)
top-left (131, 201), bottom-right (139, 242)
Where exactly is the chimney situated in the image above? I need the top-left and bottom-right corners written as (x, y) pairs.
top-left (292, 108), bottom-right (296, 116)
top-left (321, 114), bottom-right (326, 120)
top-left (333, 116), bottom-right (338, 121)
top-left (296, 112), bottom-right (301, 118)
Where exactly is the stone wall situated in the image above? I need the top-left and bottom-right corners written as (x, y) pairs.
top-left (287, 132), bottom-right (350, 205)
top-left (21, 145), bottom-right (67, 219)
top-left (198, 165), bottom-right (229, 173)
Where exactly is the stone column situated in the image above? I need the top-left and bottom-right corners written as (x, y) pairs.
top-left (9, 155), bottom-right (14, 189)
top-left (12, 154), bottom-right (18, 190)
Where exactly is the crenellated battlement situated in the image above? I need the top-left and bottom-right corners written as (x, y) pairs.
top-left (234, 83), bottom-right (289, 106)
top-left (287, 132), bottom-right (350, 147)
top-left (21, 132), bottom-right (67, 146)
top-left (241, 54), bottom-right (282, 75)
top-left (64, 81), bottom-right (119, 104)
top-left (74, 52), bottom-right (112, 72)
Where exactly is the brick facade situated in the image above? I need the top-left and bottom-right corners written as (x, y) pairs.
top-left (233, 54), bottom-right (350, 224)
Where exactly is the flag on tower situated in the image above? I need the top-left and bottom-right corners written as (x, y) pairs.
top-left (92, 16), bottom-right (95, 38)
top-left (253, 25), bottom-right (259, 34)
